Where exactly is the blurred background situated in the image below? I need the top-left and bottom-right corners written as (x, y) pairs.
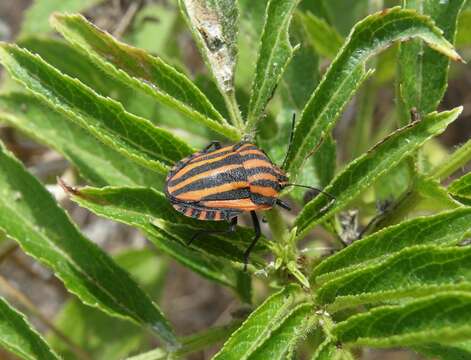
top-left (0, 1), bottom-right (470, 359)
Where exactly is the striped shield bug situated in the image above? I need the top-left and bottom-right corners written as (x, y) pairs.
top-left (165, 118), bottom-right (334, 270)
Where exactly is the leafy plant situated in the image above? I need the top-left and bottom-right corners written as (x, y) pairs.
top-left (0, 0), bottom-right (470, 359)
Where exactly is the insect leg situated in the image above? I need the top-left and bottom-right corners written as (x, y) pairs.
top-left (188, 216), bottom-right (238, 245)
top-left (275, 199), bottom-right (291, 211)
top-left (243, 211), bottom-right (261, 271)
top-left (202, 141), bottom-right (222, 153)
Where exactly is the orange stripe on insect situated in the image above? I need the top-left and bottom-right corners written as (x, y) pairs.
top-left (198, 211), bottom-right (207, 220)
top-left (167, 164), bottom-right (243, 192)
top-left (184, 207), bottom-right (193, 217)
top-left (250, 185), bottom-right (278, 197)
top-left (201, 198), bottom-right (269, 210)
top-left (175, 182), bottom-right (248, 201)
top-left (247, 172), bottom-right (278, 183)
top-left (242, 159), bottom-right (273, 169)
top-left (238, 149), bottom-right (265, 157)
top-left (187, 145), bottom-right (234, 164)
top-left (170, 152), bottom-right (236, 180)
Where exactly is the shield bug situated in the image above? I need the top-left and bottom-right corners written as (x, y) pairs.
top-left (164, 139), bottom-right (334, 270)
top-left (165, 117), bottom-right (334, 269)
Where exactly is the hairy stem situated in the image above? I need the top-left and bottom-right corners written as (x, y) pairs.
top-left (127, 321), bottom-right (241, 360)
top-left (430, 138), bottom-right (471, 181)
top-left (223, 90), bottom-right (245, 131)
top-left (265, 208), bottom-right (289, 245)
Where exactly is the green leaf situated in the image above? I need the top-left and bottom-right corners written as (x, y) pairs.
top-left (322, 1), bottom-right (368, 36)
top-left (0, 93), bottom-right (163, 188)
top-left (348, 80), bottom-right (377, 160)
top-left (313, 135), bottom-right (336, 189)
top-left (317, 246), bottom-right (471, 309)
top-left (283, 7), bottom-right (463, 180)
top-left (213, 285), bottom-right (305, 360)
top-left (416, 341), bottom-right (471, 360)
top-left (300, 11), bottom-right (344, 59)
top-left (19, 0), bottom-right (104, 38)
top-left (311, 339), bottom-right (335, 360)
top-left (248, 304), bottom-right (316, 360)
top-left (398, 0), bottom-right (466, 124)
top-left (50, 249), bottom-right (168, 360)
top-left (127, 322), bottom-right (242, 360)
top-left (18, 37), bottom-right (123, 98)
top-left (333, 292), bottom-right (471, 347)
top-left (66, 186), bottom-right (253, 294)
top-left (50, 13), bottom-right (240, 141)
top-left (0, 43), bottom-right (193, 174)
top-left (312, 208), bottom-right (471, 281)
top-left (431, 137), bottom-right (471, 181)
top-left (236, 0), bottom-right (269, 88)
top-left (0, 297), bottom-right (59, 360)
top-left (414, 175), bottom-right (462, 211)
top-left (0, 144), bottom-right (177, 347)
top-left (310, 339), bottom-right (355, 360)
top-left (295, 108), bottom-right (462, 238)
top-left (178, 0), bottom-right (239, 95)
top-left (246, 0), bottom-right (300, 129)
top-left (456, 10), bottom-right (471, 46)
top-left (280, 13), bottom-right (320, 112)
top-left (17, 37), bottom-right (163, 128)
top-left (299, 0), bottom-right (332, 24)
top-left (124, 3), bottom-right (178, 55)
top-left (449, 172), bottom-right (471, 205)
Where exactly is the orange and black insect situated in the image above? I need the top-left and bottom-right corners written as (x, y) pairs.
top-left (165, 121), bottom-right (333, 269)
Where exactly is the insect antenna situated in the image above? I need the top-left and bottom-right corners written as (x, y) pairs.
top-left (281, 113), bottom-right (296, 170)
top-left (284, 183), bottom-right (336, 204)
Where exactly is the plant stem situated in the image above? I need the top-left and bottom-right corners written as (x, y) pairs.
top-left (0, 240), bottom-right (18, 263)
top-left (265, 208), bottom-right (289, 245)
top-left (373, 188), bottom-right (421, 230)
top-left (0, 275), bottom-right (92, 360)
top-left (177, 321), bottom-right (241, 356)
top-left (430, 138), bottom-right (471, 181)
top-left (223, 90), bottom-right (245, 131)
top-left (126, 321), bottom-right (241, 360)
